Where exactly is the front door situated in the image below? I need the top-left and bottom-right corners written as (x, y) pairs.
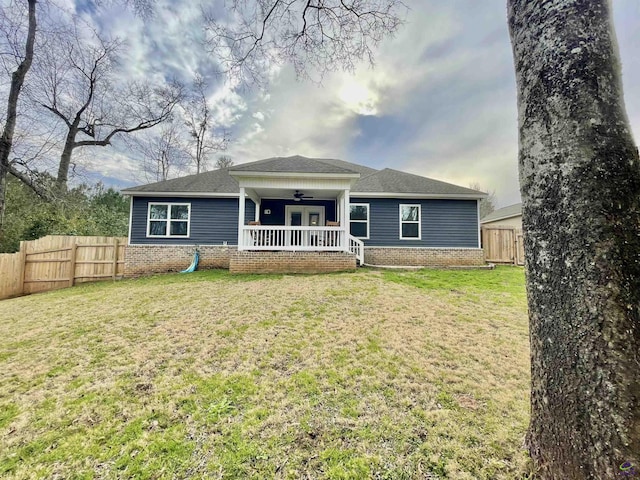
top-left (285, 206), bottom-right (325, 245)
top-left (286, 205), bottom-right (325, 227)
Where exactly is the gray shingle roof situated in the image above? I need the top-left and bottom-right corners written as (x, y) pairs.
top-left (353, 169), bottom-right (485, 196)
top-left (229, 155), bottom-right (360, 175)
top-left (314, 158), bottom-right (378, 176)
top-left (481, 203), bottom-right (522, 223)
top-left (122, 156), bottom-right (484, 198)
top-left (121, 168), bottom-right (239, 194)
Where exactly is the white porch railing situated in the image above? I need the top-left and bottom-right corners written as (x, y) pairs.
top-left (348, 235), bottom-right (365, 265)
top-left (240, 226), bottom-right (347, 251)
top-left (240, 226), bottom-right (366, 265)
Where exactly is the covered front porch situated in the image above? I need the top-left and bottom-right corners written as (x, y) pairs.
top-left (232, 171), bottom-right (364, 264)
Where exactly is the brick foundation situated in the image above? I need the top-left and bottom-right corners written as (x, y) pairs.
top-left (124, 245), bottom-right (482, 276)
top-left (124, 245), bottom-right (235, 277)
top-left (363, 247), bottom-right (485, 267)
top-left (230, 251), bottom-right (356, 274)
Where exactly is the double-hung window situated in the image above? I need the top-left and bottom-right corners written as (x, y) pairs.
top-left (399, 204), bottom-right (421, 240)
top-left (349, 204), bottom-right (369, 239)
top-left (147, 203), bottom-right (190, 237)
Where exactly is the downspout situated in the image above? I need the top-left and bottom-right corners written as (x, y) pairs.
top-left (238, 187), bottom-right (245, 250)
top-left (477, 199), bottom-right (482, 248)
top-left (127, 196), bottom-right (133, 245)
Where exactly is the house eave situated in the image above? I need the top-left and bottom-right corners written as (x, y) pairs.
top-left (351, 192), bottom-right (487, 200)
top-left (122, 191), bottom-right (240, 198)
top-left (480, 213), bottom-right (521, 224)
top-left (123, 190), bottom-right (486, 200)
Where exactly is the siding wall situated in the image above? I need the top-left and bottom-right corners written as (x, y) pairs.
top-left (259, 199), bottom-right (337, 225)
top-left (130, 196), bottom-right (478, 248)
top-left (350, 198), bottom-right (479, 248)
top-left (130, 196), bottom-right (255, 245)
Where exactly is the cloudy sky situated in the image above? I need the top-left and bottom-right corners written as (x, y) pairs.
top-left (59, 1), bottom-right (640, 207)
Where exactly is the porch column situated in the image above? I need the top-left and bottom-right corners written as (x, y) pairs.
top-left (245, 189), bottom-right (261, 223)
top-left (342, 188), bottom-right (350, 252)
top-left (238, 187), bottom-right (245, 250)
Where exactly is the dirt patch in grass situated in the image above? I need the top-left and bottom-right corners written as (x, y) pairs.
top-left (0, 267), bottom-right (531, 479)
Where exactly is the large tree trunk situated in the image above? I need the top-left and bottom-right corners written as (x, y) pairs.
top-left (508, 1), bottom-right (640, 478)
top-left (56, 127), bottom-right (78, 192)
top-left (0, 0), bottom-right (36, 231)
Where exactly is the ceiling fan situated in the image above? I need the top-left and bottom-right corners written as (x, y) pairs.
top-left (293, 190), bottom-right (314, 201)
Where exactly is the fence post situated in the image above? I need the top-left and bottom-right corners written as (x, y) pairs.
top-left (112, 238), bottom-right (119, 280)
top-left (68, 243), bottom-right (77, 287)
top-left (18, 241), bottom-right (26, 295)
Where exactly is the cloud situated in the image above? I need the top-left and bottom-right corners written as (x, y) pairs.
top-left (218, 1), bottom-right (524, 205)
top-left (88, 0), bottom-right (213, 85)
top-left (338, 78), bottom-right (381, 116)
top-left (82, 147), bottom-right (143, 183)
top-left (11, 0), bottom-right (638, 209)
top-left (223, 68), bottom-right (360, 161)
top-left (354, 1), bottom-right (522, 205)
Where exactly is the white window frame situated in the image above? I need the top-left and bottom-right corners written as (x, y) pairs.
top-left (399, 204), bottom-right (421, 240)
top-left (147, 202), bottom-right (191, 238)
top-left (349, 203), bottom-right (370, 239)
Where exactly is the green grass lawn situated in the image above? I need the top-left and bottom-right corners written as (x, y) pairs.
top-left (0, 267), bottom-right (532, 479)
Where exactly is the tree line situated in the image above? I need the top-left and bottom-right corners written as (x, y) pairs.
top-left (0, 175), bottom-right (129, 252)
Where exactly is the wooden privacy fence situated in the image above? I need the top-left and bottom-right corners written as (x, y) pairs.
top-left (0, 235), bottom-right (127, 300)
top-left (481, 227), bottom-right (525, 265)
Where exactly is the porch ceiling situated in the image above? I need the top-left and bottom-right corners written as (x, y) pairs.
top-left (249, 187), bottom-right (344, 200)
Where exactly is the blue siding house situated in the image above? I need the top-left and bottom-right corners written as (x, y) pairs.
top-left (123, 156), bottom-right (486, 274)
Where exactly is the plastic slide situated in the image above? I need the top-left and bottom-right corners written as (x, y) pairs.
top-left (180, 250), bottom-right (200, 273)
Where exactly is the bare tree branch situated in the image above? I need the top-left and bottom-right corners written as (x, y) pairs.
top-left (214, 155), bottom-right (234, 169)
top-left (128, 120), bottom-right (189, 182)
top-left (41, 103), bottom-right (72, 128)
top-left (181, 74), bottom-right (229, 174)
top-left (74, 111), bottom-right (177, 148)
top-left (203, 0), bottom-right (407, 84)
top-left (30, 20), bottom-right (183, 191)
top-left (7, 164), bottom-right (54, 201)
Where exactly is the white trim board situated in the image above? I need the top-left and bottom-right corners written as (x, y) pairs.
top-left (124, 191), bottom-right (485, 200)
